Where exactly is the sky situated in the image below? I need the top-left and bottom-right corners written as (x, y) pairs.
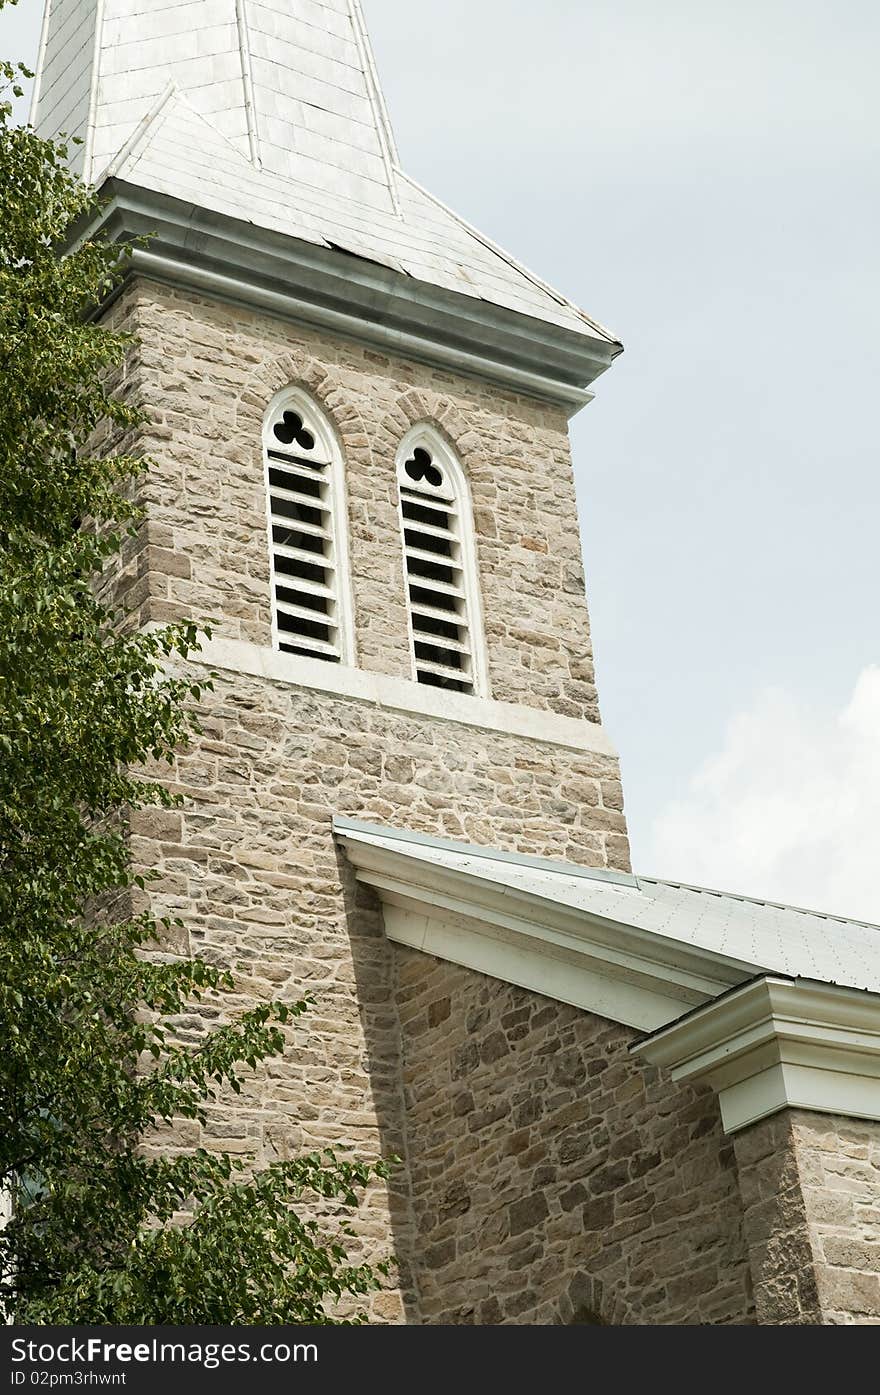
top-left (2, 0), bottom-right (878, 921)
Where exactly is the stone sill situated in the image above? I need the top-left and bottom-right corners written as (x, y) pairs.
top-left (189, 635), bottom-right (619, 760)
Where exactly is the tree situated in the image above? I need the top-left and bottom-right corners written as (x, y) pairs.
top-left (0, 27), bottom-right (389, 1325)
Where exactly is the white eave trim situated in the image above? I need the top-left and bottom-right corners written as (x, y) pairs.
top-left (333, 817), bottom-right (756, 1031)
top-left (76, 182), bottom-right (618, 415)
top-left (634, 976), bottom-right (880, 1133)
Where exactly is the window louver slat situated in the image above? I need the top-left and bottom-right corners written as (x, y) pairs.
top-left (415, 661), bottom-right (470, 685)
top-left (402, 519), bottom-right (459, 544)
top-left (271, 541), bottom-right (333, 569)
top-left (414, 632), bottom-right (471, 655)
top-left (409, 576), bottom-right (466, 601)
top-left (401, 493), bottom-right (453, 512)
top-left (271, 540), bottom-right (335, 567)
top-left (269, 513), bottom-right (333, 542)
top-left (268, 450), bottom-right (326, 473)
top-left (278, 635), bottom-right (340, 659)
top-left (270, 488), bottom-right (329, 516)
top-left (275, 597), bottom-right (338, 624)
top-left (277, 575), bottom-right (335, 601)
top-left (404, 543), bottom-right (461, 568)
top-left (409, 598), bottom-right (466, 624)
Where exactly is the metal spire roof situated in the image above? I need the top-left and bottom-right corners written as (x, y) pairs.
top-left (33, 0), bottom-right (400, 210)
top-left (30, 0), bottom-right (621, 350)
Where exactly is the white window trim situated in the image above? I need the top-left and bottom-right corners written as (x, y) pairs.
top-left (395, 425), bottom-right (490, 699)
top-left (262, 386), bottom-right (357, 667)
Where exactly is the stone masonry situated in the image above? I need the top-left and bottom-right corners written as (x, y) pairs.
top-left (113, 273), bottom-right (631, 1321)
top-left (109, 279), bottom-right (606, 729)
top-left (733, 1112), bottom-right (880, 1325)
top-left (109, 275), bottom-right (878, 1323)
top-left (393, 952), bottom-right (754, 1324)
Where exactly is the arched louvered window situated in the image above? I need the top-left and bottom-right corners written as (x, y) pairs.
top-left (396, 427), bottom-right (488, 698)
top-left (263, 389), bottom-right (354, 665)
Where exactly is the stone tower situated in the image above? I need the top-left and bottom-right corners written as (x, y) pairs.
top-left (33, 2), bottom-right (880, 1326)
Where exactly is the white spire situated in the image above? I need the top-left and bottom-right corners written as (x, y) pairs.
top-left (30, 0), bottom-right (620, 366)
top-left (32, 0), bottom-right (401, 212)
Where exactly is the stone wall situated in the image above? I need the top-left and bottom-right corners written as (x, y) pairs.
top-left (113, 277), bottom-right (604, 724)
top-left (730, 1112), bottom-right (823, 1324)
top-left (133, 655), bottom-right (759, 1324)
top-left (393, 950), bottom-right (755, 1325)
top-left (797, 1112), bottom-right (880, 1323)
top-left (733, 1111), bottom-right (880, 1324)
top-left (130, 658), bottom-right (627, 1321)
top-left (109, 276), bottom-right (766, 1325)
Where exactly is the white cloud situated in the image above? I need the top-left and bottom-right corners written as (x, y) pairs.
top-left (647, 666), bottom-right (880, 924)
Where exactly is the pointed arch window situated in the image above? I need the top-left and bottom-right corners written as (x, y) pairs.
top-left (396, 427), bottom-right (488, 697)
top-left (263, 389), bottom-right (355, 665)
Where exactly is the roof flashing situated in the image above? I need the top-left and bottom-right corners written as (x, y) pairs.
top-left (332, 816), bottom-right (640, 890)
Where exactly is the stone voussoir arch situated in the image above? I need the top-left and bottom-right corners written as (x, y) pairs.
top-left (386, 389), bottom-right (488, 486)
top-left (557, 1272), bottom-right (638, 1327)
top-left (235, 351), bottom-right (374, 470)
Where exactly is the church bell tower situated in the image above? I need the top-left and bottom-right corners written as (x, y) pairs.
top-left (32, 0), bottom-right (639, 1324)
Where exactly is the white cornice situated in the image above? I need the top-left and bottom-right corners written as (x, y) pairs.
top-left (334, 818), bottom-right (754, 1031)
top-left (634, 977), bottom-right (880, 1132)
top-left (78, 183), bottom-right (615, 415)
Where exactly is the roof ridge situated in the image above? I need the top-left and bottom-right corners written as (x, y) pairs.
top-left (396, 168), bottom-right (622, 347)
top-left (102, 83), bottom-right (181, 184)
top-left (349, 0), bottom-right (401, 214)
top-left (234, 0), bottom-right (262, 168)
top-left (638, 874), bottom-right (880, 932)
